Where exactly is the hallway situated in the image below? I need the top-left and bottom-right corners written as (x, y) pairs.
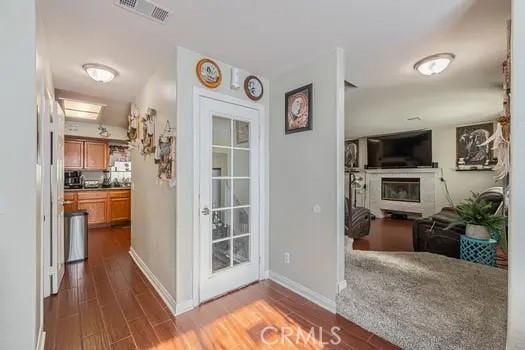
top-left (43, 227), bottom-right (398, 349)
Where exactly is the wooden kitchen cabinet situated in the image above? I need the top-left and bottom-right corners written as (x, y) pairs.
top-left (64, 137), bottom-right (108, 170)
top-left (64, 189), bottom-right (130, 227)
top-left (84, 141), bottom-right (108, 170)
top-left (63, 192), bottom-right (78, 212)
top-left (78, 191), bottom-right (109, 226)
top-left (109, 190), bottom-right (131, 222)
top-left (64, 139), bottom-right (84, 169)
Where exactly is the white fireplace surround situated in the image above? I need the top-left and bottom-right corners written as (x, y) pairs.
top-left (365, 168), bottom-right (439, 218)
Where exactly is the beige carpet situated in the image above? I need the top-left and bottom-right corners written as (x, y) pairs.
top-left (337, 250), bottom-right (507, 350)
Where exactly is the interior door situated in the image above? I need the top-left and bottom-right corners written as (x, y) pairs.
top-left (51, 102), bottom-right (65, 293)
top-left (199, 96), bottom-right (260, 302)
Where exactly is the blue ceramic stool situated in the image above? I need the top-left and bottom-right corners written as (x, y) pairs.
top-left (460, 235), bottom-right (497, 267)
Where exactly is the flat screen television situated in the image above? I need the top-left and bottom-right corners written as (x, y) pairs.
top-left (367, 130), bottom-right (432, 168)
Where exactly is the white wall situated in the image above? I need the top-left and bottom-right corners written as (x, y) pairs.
top-left (175, 46), bottom-right (270, 304)
top-left (432, 125), bottom-right (500, 208)
top-left (131, 49), bottom-right (178, 300)
top-left (348, 124), bottom-right (499, 209)
top-left (0, 0), bottom-right (39, 348)
top-left (65, 120), bottom-right (128, 141)
top-left (269, 49), bottom-right (345, 304)
top-left (508, 2), bottom-right (525, 348)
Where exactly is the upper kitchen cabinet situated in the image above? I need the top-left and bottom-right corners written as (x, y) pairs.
top-left (64, 137), bottom-right (108, 170)
top-left (64, 139), bottom-right (84, 169)
top-left (84, 140), bottom-right (108, 170)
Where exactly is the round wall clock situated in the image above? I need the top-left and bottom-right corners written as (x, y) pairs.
top-left (196, 58), bottom-right (222, 89)
top-left (244, 75), bottom-right (264, 101)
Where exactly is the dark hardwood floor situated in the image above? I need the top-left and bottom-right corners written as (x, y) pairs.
top-left (44, 226), bottom-right (399, 349)
top-left (353, 218), bottom-right (413, 252)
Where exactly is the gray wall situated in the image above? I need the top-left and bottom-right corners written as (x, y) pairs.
top-left (175, 47), bottom-right (270, 303)
top-left (0, 0), bottom-right (39, 348)
top-left (508, 2), bottom-right (525, 348)
top-left (269, 49), bottom-right (345, 302)
top-left (131, 49), bottom-right (178, 299)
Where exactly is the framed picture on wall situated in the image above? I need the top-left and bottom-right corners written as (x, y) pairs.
top-left (285, 83), bottom-right (312, 134)
top-left (456, 122), bottom-right (496, 170)
top-left (345, 139), bottom-right (359, 169)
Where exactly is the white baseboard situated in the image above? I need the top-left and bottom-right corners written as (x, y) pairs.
top-left (36, 330), bottom-right (46, 350)
top-left (261, 270), bottom-right (270, 279)
top-left (269, 271), bottom-right (336, 313)
top-left (338, 279), bottom-right (348, 293)
top-left (129, 248), bottom-right (178, 316)
top-left (175, 299), bottom-right (195, 315)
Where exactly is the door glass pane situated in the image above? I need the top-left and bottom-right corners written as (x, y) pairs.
top-left (212, 210), bottom-right (231, 240)
top-left (212, 240), bottom-right (231, 272)
top-left (213, 147), bottom-right (231, 177)
top-left (233, 179), bottom-right (249, 206)
top-left (233, 149), bottom-right (249, 177)
top-left (233, 208), bottom-right (250, 236)
top-left (233, 236), bottom-right (250, 265)
top-left (234, 120), bottom-right (249, 148)
top-left (213, 117), bottom-right (231, 146)
top-left (212, 179), bottom-right (231, 209)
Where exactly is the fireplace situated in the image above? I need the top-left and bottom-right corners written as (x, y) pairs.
top-left (381, 177), bottom-right (421, 203)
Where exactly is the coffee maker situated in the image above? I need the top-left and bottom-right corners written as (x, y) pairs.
top-left (64, 171), bottom-right (83, 189)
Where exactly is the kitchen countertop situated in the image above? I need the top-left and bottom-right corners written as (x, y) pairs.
top-left (64, 187), bottom-right (131, 192)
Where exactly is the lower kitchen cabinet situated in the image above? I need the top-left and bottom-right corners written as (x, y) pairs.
top-left (109, 190), bottom-right (131, 223)
top-left (65, 189), bottom-right (130, 227)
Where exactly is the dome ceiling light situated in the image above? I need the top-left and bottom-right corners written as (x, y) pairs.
top-left (414, 53), bottom-right (455, 76)
top-left (82, 63), bottom-right (119, 83)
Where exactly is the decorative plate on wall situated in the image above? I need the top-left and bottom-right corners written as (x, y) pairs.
top-left (244, 75), bottom-right (264, 101)
top-left (196, 58), bottom-right (222, 88)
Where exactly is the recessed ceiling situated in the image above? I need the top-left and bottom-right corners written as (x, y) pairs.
top-left (55, 89), bottom-right (130, 128)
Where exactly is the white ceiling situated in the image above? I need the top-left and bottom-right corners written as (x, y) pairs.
top-left (40, 0), bottom-right (508, 129)
top-left (346, 0), bottom-right (511, 138)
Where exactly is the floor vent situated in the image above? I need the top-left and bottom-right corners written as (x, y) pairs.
top-left (115, 0), bottom-right (169, 24)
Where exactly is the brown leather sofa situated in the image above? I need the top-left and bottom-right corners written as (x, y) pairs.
top-left (412, 188), bottom-right (504, 258)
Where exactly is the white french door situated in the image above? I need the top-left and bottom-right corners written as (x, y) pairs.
top-left (199, 96), bottom-right (260, 302)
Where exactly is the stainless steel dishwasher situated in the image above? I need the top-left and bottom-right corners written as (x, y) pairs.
top-left (64, 210), bottom-right (89, 262)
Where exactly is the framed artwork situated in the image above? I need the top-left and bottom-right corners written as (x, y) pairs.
top-left (285, 83), bottom-right (312, 134)
top-left (244, 75), bottom-right (264, 101)
top-left (345, 139), bottom-right (359, 168)
top-left (196, 58), bottom-right (222, 89)
top-left (456, 122), bottom-right (496, 170)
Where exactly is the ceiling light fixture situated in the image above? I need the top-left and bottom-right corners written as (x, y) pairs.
top-left (414, 53), bottom-right (455, 76)
top-left (82, 63), bottom-right (118, 83)
top-left (60, 98), bottom-right (105, 120)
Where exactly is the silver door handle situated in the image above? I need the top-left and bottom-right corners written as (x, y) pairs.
top-left (201, 207), bottom-right (210, 215)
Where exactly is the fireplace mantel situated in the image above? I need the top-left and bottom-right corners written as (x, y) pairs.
top-left (365, 168), bottom-right (439, 218)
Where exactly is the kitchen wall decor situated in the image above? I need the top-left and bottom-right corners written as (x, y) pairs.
top-left (196, 58), bottom-right (222, 88)
top-left (141, 108), bottom-right (156, 155)
top-left (128, 103), bottom-right (140, 142)
top-left (285, 83), bottom-right (313, 134)
top-left (155, 120), bottom-right (176, 187)
top-left (244, 75), bottom-right (263, 101)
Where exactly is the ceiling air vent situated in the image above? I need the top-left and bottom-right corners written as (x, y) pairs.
top-left (115, 0), bottom-right (169, 24)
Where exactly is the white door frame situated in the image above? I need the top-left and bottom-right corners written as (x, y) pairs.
top-left (192, 87), bottom-right (268, 306)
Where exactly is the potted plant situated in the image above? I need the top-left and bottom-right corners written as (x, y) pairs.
top-left (447, 193), bottom-right (506, 241)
